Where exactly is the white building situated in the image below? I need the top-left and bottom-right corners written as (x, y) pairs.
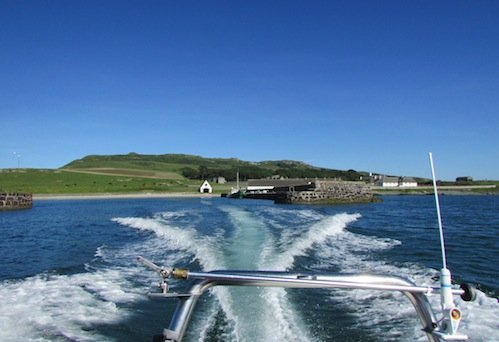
top-left (378, 176), bottom-right (400, 187)
top-left (399, 177), bottom-right (418, 187)
top-left (376, 176), bottom-right (418, 188)
top-left (212, 176), bottom-right (227, 184)
top-left (199, 180), bottom-right (212, 193)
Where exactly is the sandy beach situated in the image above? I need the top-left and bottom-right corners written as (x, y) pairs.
top-left (33, 192), bottom-right (218, 200)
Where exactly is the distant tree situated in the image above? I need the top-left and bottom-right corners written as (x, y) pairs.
top-left (199, 166), bottom-right (209, 180)
top-left (181, 167), bottom-right (199, 179)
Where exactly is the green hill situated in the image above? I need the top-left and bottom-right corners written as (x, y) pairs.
top-left (0, 168), bottom-right (198, 194)
top-left (2, 153), bottom-right (496, 195)
top-left (0, 153), bottom-right (369, 195)
top-left (63, 153), bottom-right (369, 181)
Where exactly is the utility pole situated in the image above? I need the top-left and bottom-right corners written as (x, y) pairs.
top-left (13, 152), bottom-right (20, 169)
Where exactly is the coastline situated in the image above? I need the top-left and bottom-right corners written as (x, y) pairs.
top-left (31, 184), bottom-right (498, 201)
top-left (33, 190), bottom-right (497, 201)
top-left (371, 184), bottom-right (497, 196)
top-left (33, 192), bottom-right (218, 201)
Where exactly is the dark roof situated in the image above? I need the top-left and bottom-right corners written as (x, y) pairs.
top-left (247, 179), bottom-right (314, 187)
top-left (381, 176), bottom-right (400, 182)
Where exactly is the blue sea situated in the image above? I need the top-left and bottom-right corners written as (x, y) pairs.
top-left (0, 195), bottom-right (498, 341)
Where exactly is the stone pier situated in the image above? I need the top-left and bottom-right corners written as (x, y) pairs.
top-left (276, 180), bottom-right (377, 204)
top-left (0, 192), bottom-right (33, 210)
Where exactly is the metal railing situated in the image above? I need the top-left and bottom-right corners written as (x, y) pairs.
top-left (138, 256), bottom-right (473, 342)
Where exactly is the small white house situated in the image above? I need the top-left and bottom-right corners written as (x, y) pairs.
top-left (199, 180), bottom-right (212, 194)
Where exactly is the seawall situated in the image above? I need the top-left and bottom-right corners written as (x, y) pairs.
top-left (0, 193), bottom-right (33, 210)
top-left (275, 180), bottom-right (377, 204)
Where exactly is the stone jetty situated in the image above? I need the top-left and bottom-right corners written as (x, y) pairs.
top-left (0, 192), bottom-right (33, 210)
top-left (276, 180), bottom-right (376, 204)
top-left (235, 178), bottom-right (378, 204)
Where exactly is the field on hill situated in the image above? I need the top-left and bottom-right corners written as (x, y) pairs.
top-left (1, 153), bottom-right (367, 195)
top-left (0, 169), bottom-right (227, 194)
top-left (3, 153), bottom-right (495, 196)
top-left (63, 153), bottom-right (369, 181)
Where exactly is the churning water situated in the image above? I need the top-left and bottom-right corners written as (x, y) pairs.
top-left (0, 196), bottom-right (498, 341)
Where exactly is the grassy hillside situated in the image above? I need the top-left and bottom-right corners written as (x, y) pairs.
top-left (0, 153), bottom-right (370, 195)
top-left (63, 153), bottom-right (369, 181)
top-left (1, 153), bottom-right (496, 195)
top-left (0, 169), bottom-right (211, 194)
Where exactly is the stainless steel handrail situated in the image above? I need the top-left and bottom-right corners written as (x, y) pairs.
top-left (138, 257), bottom-right (468, 342)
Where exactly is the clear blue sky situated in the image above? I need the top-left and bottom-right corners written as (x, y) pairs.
top-left (1, 1), bottom-right (498, 180)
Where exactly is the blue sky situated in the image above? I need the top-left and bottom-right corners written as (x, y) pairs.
top-left (1, 1), bottom-right (498, 180)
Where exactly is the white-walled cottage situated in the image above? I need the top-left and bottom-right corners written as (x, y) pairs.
top-left (199, 180), bottom-right (212, 193)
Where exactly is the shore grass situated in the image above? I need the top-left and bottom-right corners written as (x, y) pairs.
top-left (372, 183), bottom-right (498, 195)
top-left (0, 169), bottom-right (230, 195)
top-left (1, 168), bottom-right (496, 197)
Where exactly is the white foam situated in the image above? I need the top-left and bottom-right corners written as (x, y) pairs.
top-left (262, 212), bottom-right (362, 270)
top-left (112, 215), bottom-right (223, 271)
top-left (205, 209), bottom-right (363, 342)
top-left (1, 208), bottom-right (362, 342)
top-left (112, 206), bottom-right (499, 342)
top-left (310, 225), bottom-right (499, 341)
top-left (0, 208), bottom-right (222, 342)
top-left (307, 224), bottom-right (426, 340)
top-left (113, 211), bottom-right (247, 340)
top-left (458, 289), bottom-right (499, 340)
top-left (216, 206), bottom-right (290, 341)
top-left (0, 209), bottom-right (205, 342)
top-left (0, 268), bottom-right (143, 342)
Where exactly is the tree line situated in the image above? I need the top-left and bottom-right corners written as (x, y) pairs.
top-left (181, 166), bottom-right (364, 182)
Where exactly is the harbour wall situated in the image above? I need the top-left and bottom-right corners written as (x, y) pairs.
top-left (276, 180), bottom-right (376, 204)
top-left (0, 192), bottom-right (33, 210)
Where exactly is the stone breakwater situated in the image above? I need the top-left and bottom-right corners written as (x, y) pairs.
top-left (0, 193), bottom-right (33, 210)
top-left (276, 180), bottom-right (377, 204)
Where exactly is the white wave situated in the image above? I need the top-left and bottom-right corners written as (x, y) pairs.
top-left (0, 210), bottom-right (207, 342)
top-left (112, 215), bottom-right (223, 271)
top-left (0, 209), bottom-right (225, 342)
top-left (191, 293), bottom-right (237, 342)
top-left (260, 287), bottom-right (312, 341)
top-left (0, 268), bottom-right (143, 342)
top-left (94, 244), bottom-right (106, 258)
top-left (216, 206), bottom-right (281, 341)
top-left (309, 225), bottom-right (428, 340)
top-left (206, 209), bottom-right (364, 342)
top-left (113, 211), bottom-right (244, 341)
top-left (258, 212), bottom-right (364, 341)
top-left (262, 212), bottom-right (362, 270)
top-left (111, 206), bottom-right (499, 342)
top-left (202, 206), bottom-right (323, 341)
top-left (458, 289), bottom-right (499, 341)
top-left (312, 226), bottom-right (499, 341)
top-left (157, 210), bottom-right (187, 220)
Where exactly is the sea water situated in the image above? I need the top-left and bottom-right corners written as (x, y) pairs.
top-left (0, 196), bottom-right (497, 341)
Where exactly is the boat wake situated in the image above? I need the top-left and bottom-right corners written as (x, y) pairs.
top-left (0, 266), bottom-right (143, 341)
top-left (1, 201), bottom-right (497, 342)
top-left (114, 206), bottom-right (384, 341)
